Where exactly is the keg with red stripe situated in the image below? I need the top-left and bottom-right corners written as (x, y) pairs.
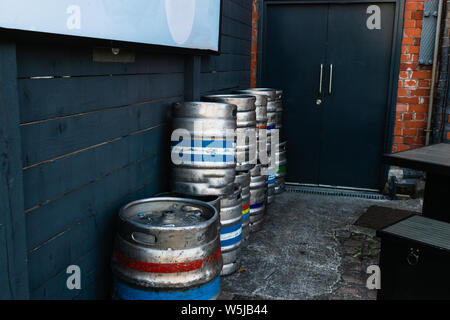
top-left (111, 197), bottom-right (222, 300)
top-left (234, 171), bottom-right (251, 247)
top-left (249, 165), bottom-right (267, 233)
top-left (219, 183), bottom-right (243, 276)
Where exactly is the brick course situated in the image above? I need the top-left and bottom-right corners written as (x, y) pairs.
top-left (250, 0), bottom-right (259, 88)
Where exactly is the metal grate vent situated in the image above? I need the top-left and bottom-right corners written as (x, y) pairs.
top-left (285, 185), bottom-right (389, 200)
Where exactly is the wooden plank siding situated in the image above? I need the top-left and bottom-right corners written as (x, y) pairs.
top-left (15, 42), bottom-right (182, 298)
top-left (0, 42), bottom-right (30, 299)
top-left (0, 0), bottom-right (252, 300)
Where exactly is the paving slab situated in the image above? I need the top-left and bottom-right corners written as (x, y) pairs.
top-left (220, 191), bottom-right (422, 300)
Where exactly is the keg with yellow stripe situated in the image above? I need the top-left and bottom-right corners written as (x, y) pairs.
top-left (219, 183), bottom-right (243, 276)
top-left (249, 164), bottom-right (266, 232)
top-left (234, 171), bottom-right (251, 247)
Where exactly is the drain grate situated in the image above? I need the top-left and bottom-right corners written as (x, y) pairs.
top-left (286, 185), bottom-right (389, 200)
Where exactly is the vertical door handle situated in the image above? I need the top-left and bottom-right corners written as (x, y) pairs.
top-left (319, 64), bottom-right (323, 94)
top-left (329, 64), bottom-right (333, 95)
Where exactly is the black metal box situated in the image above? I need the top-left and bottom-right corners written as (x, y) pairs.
top-left (377, 215), bottom-right (450, 300)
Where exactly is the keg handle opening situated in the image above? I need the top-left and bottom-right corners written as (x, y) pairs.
top-left (132, 232), bottom-right (157, 246)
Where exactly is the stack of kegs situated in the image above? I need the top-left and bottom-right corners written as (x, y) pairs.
top-left (248, 164), bottom-right (266, 232)
top-left (202, 94), bottom-right (257, 250)
top-left (170, 101), bottom-right (243, 276)
top-left (235, 89), bottom-right (279, 205)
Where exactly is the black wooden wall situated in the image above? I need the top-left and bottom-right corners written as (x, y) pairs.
top-left (0, 0), bottom-right (252, 300)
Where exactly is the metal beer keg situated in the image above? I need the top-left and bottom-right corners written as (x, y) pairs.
top-left (112, 197), bottom-right (222, 300)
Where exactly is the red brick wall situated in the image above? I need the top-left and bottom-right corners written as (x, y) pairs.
top-left (250, 0), bottom-right (259, 88)
top-left (394, 0), bottom-right (433, 152)
top-left (249, 0), bottom-right (435, 151)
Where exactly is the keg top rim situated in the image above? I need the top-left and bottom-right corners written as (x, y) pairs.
top-left (202, 94), bottom-right (257, 101)
top-left (234, 89), bottom-right (276, 101)
top-left (175, 101), bottom-right (235, 107)
top-left (119, 197), bottom-right (218, 230)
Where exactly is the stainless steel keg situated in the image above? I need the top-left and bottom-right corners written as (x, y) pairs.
top-left (274, 141), bottom-right (287, 194)
top-left (234, 171), bottom-right (251, 247)
top-left (219, 183), bottom-right (242, 276)
top-left (111, 197), bottom-right (222, 300)
top-left (249, 165), bottom-right (266, 233)
top-left (171, 102), bottom-right (237, 196)
top-left (202, 94), bottom-right (257, 172)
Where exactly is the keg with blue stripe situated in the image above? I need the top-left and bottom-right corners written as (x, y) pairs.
top-left (249, 165), bottom-right (266, 233)
top-left (202, 94), bottom-right (257, 172)
top-left (275, 141), bottom-right (287, 194)
top-left (234, 171), bottom-right (251, 247)
top-left (111, 197), bottom-right (222, 300)
top-left (219, 183), bottom-right (243, 276)
top-left (171, 102), bottom-right (237, 196)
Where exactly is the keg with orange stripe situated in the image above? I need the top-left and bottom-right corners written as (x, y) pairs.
top-left (111, 197), bottom-right (222, 300)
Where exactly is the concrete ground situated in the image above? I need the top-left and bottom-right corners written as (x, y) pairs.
top-left (219, 190), bottom-right (422, 300)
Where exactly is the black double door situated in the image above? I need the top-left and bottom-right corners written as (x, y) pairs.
top-left (261, 3), bottom-right (395, 189)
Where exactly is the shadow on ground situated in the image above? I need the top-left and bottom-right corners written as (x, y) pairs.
top-left (219, 191), bottom-right (422, 300)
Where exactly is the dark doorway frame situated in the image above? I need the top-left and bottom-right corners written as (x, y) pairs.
top-left (257, 0), bottom-right (405, 191)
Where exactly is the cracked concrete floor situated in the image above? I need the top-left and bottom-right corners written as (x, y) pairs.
top-left (220, 191), bottom-right (422, 300)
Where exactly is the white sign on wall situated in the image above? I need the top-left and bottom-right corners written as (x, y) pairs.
top-left (0, 0), bottom-right (222, 51)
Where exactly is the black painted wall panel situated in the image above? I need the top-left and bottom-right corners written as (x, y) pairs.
top-left (0, 0), bottom-right (252, 300)
top-left (201, 0), bottom-right (252, 95)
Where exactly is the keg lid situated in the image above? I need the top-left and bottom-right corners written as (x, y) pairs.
top-left (120, 197), bottom-right (217, 229)
top-left (235, 88), bottom-right (277, 102)
top-left (202, 94), bottom-right (256, 112)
